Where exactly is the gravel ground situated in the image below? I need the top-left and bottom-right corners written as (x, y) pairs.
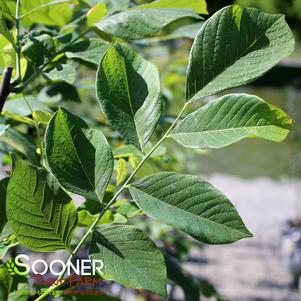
top-left (184, 174), bottom-right (301, 301)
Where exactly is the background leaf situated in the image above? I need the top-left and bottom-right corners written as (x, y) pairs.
top-left (0, 127), bottom-right (40, 165)
top-left (0, 0), bottom-right (14, 21)
top-left (105, 0), bottom-right (131, 12)
top-left (171, 94), bottom-right (293, 149)
top-left (0, 12), bottom-right (15, 47)
top-left (6, 154), bottom-right (78, 252)
top-left (0, 265), bottom-right (13, 301)
top-left (22, 34), bottom-right (56, 67)
top-left (129, 172), bottom-right (252, 244)
top-left (87, 3), bottom-right (107, 27)
top-left (96, 43), bottom-right (161, 151)
top-left (44, 63), bottom-right (77, 84)
top-left (77, 210), bottom-right (114, 227)
top-left (21, 0), bottom-right (73, 27)
top-left (95, 8), bottom-right (201, 40)
top-left (65, 38), bottom-right (109, 65)
top-left (45, 107), bottom-right (114, 201)
top-left (89, 225), bottom-right (167, 297)
top-left (186, 5), bottom-right (295, 100)
top-left (116, 158), bottom-right (128, 185)
top-left (137, 0), bottom-right (208, 15)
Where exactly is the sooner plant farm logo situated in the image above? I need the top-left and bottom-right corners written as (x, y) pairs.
top-left (5, 254), bottom-right (104, 277)
top-left (6, 257), bottom-right (24, 276)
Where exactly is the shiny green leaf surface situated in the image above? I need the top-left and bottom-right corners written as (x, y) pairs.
top-left (186, 5), bottom-right (295, 100)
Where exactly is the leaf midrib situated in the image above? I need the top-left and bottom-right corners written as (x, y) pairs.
top-left (172, 124), bottom-right (289, 135)
top-left (119, 53), bottom-right (143, 149)
top-left (60, 111), bottom-right (96, 195)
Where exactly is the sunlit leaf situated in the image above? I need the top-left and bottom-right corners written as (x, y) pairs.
top-left (186, 5), bottom-right (295, 101)
top-left (171, 94), bottom-right (293, 149)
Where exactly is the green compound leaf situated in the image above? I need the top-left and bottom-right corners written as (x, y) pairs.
top-left (45, 107), bottom-right (114, 201)
top-left (171, 94), bottom-right (293, 149)
top-left (89, 225), bottom-right (167, 297)
top-left (186, 5), bottom-right (295, 101)
top-left (65, 38), bottom-right (109, 65)
top-left (96, 43), bottom-right (161, 151)
top-left (129, 172), bottom-right (252, 244)
top-left (95, 8), bottom-right (201, 40)
top-left (6, 154), bottom-right (78, 252)
top-left (0, 178), bottom-right (8, 234)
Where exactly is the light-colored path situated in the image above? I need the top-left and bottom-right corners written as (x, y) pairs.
top-left (185, 175), bottom-right (301, 301)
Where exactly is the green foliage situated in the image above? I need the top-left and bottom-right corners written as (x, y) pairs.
top-left (95, 7), bottom-right (202, 40)
top-left (96, 43), bottom-right (161, 151)
top-left (44, 63), bottom-right (76, 84)
top-left (0, 264), bottom-right (14, 301)
top-left (137, 0), bottom-right (208, 14)
top-left (45, 107), bottom-right (114, 201)
top-left (129, 172), bottom-right (252, 244)
top-left (236, 0), bottom-right (301, 20)
top-left (0, 225), bottom-right (18, 260)
top-left (0, 0), bottom-right (296, 299)
top-left (171, 94), bottom-right (293, 149)
top-left (90, 225), bottom-right (167, 297)
top-left (21, 0), bottom-right (74, 26)
top-left (186, 5), bottom-right (295, 100)
top-left (6, 154), bottom-right (78, 252)
top-left (65, 38), bottom-right (109, 65)
top-left (22, 34), bottom-right (56, 67)
top-left (0, 12), bottom-right (15, 47)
